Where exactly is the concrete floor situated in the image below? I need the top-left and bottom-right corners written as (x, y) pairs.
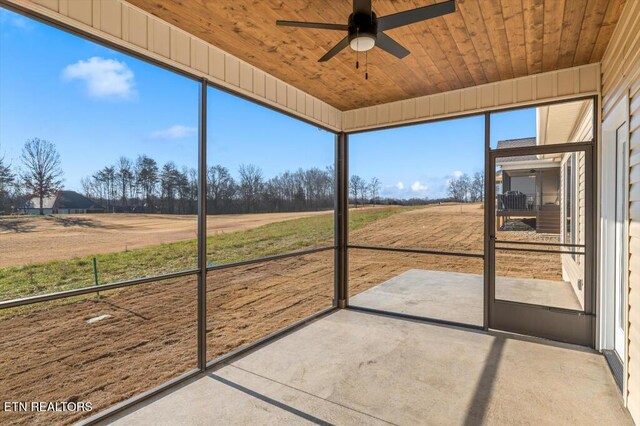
top-left (350, 269), bottom-right (581, 326)
top-left (102, 309), bottom-right (631, 425)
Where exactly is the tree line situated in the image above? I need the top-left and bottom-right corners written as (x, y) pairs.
top-left (349, 175), bottom-right (382, 207)
top-left (0, 138), bottom-right (338, 215)
top-left (80, 158), bottom-right (337, 215)
top-left (0, 138), bottom-right (486, 216)
top-left (447, 172), bottom-right (485, 202)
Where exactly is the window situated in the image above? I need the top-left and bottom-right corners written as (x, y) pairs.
top-left (564, 153), bottom-right (577, 257)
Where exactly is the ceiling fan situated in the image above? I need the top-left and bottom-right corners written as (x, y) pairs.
top-left (276, 0), bottom-right (456, 63)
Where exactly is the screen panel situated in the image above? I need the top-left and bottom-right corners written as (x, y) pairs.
top-left (0, 8), bottom-right (199, 302)
top-left (0, 276), bottom-right (197, 424)
top-left (205, 88), bottom-right (335, 267)
top-left (206, 250), bottom-right (333, 362)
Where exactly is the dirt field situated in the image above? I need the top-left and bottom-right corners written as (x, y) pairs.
top-left (0, 211), bottom-right (331, 268)
top-left (349, 203), bottom-right (563, 288)
top-left (0, 204), bottom-right (565, 425)
top-left (0, 253), bottom-right (333, 425)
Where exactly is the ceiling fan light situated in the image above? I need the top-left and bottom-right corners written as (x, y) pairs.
top-left (350, 35), bottom-right (375, 52)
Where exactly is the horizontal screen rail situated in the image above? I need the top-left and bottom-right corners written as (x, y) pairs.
top-left (206, 246), bottom-right (336, 272)
top-left (490, 140), bottom-right (593, 157)
top-left (0, 269), bottom-right (200, 310)
top-left (495, 240), bottom-right (586, 248)
top-left (495, 247), bottom-right (585, 255)
top-left (348, 245), bottom-right (484, 259)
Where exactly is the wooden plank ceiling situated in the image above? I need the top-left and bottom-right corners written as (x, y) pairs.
top-left (127, 0), bottom-right (625, 111)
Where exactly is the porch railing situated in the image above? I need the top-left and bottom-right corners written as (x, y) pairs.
top-left (497, 192), bottom-right (560, 212)
top-left (497, 192), bottom-right (536, 211)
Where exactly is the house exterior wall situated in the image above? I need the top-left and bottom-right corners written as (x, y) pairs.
top-left (560, 104), bottom-right (593, 311)
top-left (601, 0), bottom-right (640, 420)
top-left (540, 169), bottom-right (560, 206)
top-left (23, 208), bottom-right (54, 215)
top-left (5, 0), bottom-right (342, 132)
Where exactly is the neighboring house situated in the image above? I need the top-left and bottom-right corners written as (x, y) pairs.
top-left (24, 190), bottom-right (105, 214)
top-left (495, 137), bottom-right (562, 233)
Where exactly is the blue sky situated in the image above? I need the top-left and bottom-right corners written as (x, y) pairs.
top-left (0, 8), bottom-right (535, 199)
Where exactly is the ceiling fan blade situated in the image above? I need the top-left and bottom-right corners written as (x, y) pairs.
top-left (318, 36), bottom-right (350, 62)
top-left (378, 0), bottom-right (456, 31)
top-left (276, 20), bottom-right (348, 31)
top-left (353, 0), bottom-right (372, 14)
top-left (376, 32), bottom-right (410, 59)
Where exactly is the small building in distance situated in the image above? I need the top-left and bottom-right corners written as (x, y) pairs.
top-left (24, 190), bottom-right (105, 214)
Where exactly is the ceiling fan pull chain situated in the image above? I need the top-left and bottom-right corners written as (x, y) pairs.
top-left (356, 27), bottom-right (360, 69)
top-left (365, 50), bottom-right (369, 80)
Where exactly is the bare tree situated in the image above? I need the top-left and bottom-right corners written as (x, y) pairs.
top-left (135, 155), bottom-right (159, 210)
top-left (0, 150), bottom-right (15, 213)
top-left (349, 175), bottom-right (364, 207)
top-left (448, 177), bottom-right (463, 202)
top-left (0, 154), bottom-right (14, 192)
top-left (471, 171), bottom-right (484, 202)
top-left (369, 177), bottom-right (381, 205)
top-left (95, 166), bottom-right (116, 212)
top-left (459, 173), bottom-right (471, 202)
top-left (207, 165), bottom-right (236, 213)
top-left (238, 164), bottom-right (264, 213)
top-left (20, 138), bottom-right (63, 215)
top-left (358, 178), bottom-right (368, 205)
top-left (80, 176), bottom-right (93, 197)
top-left (160, 162), bottom-right (180, 213)
top-left (116, 157), bottom-right (134, 207)
top-left (448, 173), bottom-right (473, 202)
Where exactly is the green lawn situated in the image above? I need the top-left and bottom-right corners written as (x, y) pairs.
top-left (0, 206), bottom-right (413, 301)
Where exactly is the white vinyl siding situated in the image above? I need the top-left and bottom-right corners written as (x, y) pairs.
top-left (560, 104), bottom-right (592, 309)
top-left (601, 0), bottom-right (640, 421)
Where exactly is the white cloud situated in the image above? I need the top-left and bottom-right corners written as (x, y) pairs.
top-left (151, 125), bottom-right (197, 139)
top-left (0, 9), bottom-right (33, 30)
top-left (411, 181), bottom-right (428, 192)
top-left (452, 170), bottom-right (464, 178)
top-left (62, 57), bottom-right (136, 100)
top-left (395, 181), bottom-right (405, 190)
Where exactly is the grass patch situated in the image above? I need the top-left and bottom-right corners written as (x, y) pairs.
top-left (0, 206), bottom-right (413, 302)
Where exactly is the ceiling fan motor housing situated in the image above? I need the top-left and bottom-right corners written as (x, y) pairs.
top-left (275, 0), bottom-right (456, 61)
top-left (348, 12), bottom-right (378, 51)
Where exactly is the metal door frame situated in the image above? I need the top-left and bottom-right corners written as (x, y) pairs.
top-left (487, 140), bottom-right (596, 347)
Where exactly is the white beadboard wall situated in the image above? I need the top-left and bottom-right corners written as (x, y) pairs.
top-left (6, 0), bottom-right (342, 131)
top-left (343, 63), bottom-right (600, 132)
